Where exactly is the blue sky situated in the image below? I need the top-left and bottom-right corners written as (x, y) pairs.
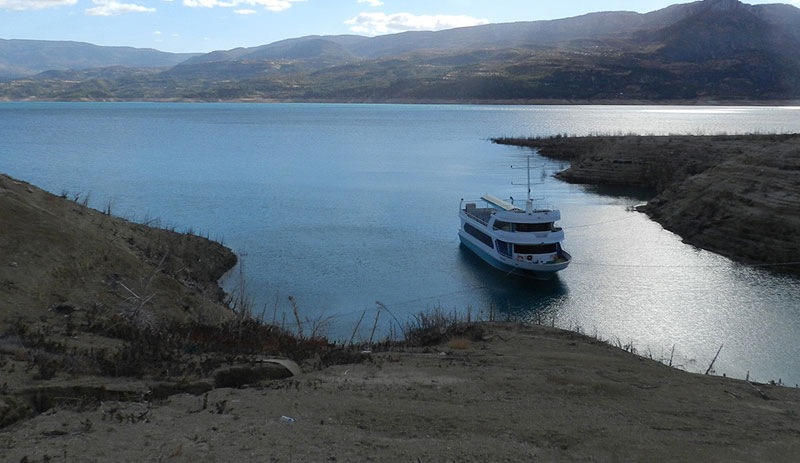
top-left (1, 0), bottom-right (797, 53)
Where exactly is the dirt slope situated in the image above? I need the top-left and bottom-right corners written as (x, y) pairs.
top-left (0, 174), bottom-right (237, 331)
top-left (2, 323), bottom-right (800, 462)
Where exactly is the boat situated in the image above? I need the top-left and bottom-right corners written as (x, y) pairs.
top-left (458, 156), bottom-right (571, 279)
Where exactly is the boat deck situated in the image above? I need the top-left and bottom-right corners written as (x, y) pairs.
top-left (463, 203), bottom-right (495, 225)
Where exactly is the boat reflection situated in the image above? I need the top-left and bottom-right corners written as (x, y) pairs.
top-left (457, 245), bottom-right (569, 323)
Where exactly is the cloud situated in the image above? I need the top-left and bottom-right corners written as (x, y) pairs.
top-left (234, 8), bottom-right (257, 14)
top-left (345, 12), bottom-right (489, 35)
top-left (85, 0), bottom-right (155, 16)
top-left (182, 0), bottom-right (304, 12)
top-left (0, 0), bottom-right (76, 10)
top-left (357, 0), bottom-right (383, 6)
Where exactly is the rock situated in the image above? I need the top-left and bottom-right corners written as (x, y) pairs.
top-left (213, 360), bottom-right (300, 388)
top-left (148, 381), bottom-right (214, 399)
top-left (0, 395), bottom-right (32, 428)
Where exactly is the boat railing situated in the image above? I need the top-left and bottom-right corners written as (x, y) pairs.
top-left (461, 199), bottom-right (494, 226)
top-left (461, 199), bottom-right (563, 228)
top-left (465, 211), bottom-right (490, 226)
top-left (509, 202), bottom-right (559, 213)
top-left (479, 196), bottom-right (559, 214)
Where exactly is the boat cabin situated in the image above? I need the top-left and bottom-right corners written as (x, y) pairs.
top-left (460, 195), bottom-right (565, 265)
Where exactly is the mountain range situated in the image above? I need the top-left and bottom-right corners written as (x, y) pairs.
top-left (1, 0), bottom-right (799, 102)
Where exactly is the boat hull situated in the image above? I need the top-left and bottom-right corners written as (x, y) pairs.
top-left (458, 231), bottom-right (570, 280)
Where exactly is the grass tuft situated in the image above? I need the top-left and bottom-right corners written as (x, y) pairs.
top-left (403, 306), bottom-right (486, 347)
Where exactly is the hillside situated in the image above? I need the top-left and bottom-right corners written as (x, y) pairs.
top-left (0, 174), bottom-right (236, 330)
top-left (1, 0), bottom-right (799, 102)
top-left (0, 39), bottom-right (198, 79)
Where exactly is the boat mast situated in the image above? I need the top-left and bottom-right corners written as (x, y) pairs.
top-left (525, 154), bottom-right (533, 214)
top-left (526, 154), bottom-right (532, 202)
top-left (512, 152), bottom-right (535, 213)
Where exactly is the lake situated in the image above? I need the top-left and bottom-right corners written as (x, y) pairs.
top-left (2, 102), bottom-right (799, 385)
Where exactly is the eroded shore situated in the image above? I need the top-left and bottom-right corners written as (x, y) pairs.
top-left (494, 134), bottom-right (800, 275)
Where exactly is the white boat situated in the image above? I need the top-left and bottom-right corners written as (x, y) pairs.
top-left (458, 157), bottom-right (571, 279)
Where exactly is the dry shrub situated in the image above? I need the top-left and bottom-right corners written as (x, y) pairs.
top-left (447, 338), bottom-right (471, 350)
top-left (404, 307), bottom-right (486, 347)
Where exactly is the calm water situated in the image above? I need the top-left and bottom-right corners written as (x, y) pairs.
top-left (2, 103), bottom-right (799, 384)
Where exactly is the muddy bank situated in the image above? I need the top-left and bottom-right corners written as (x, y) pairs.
top-left (494, 134), bottom-right (800, 275)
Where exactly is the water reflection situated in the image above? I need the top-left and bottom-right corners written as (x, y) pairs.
top-left (457, 245), bottom-right (568, 320)
top-left (581, 185), bottom-right (655, 202)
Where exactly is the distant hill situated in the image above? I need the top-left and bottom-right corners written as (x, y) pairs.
top-left (1, 0), bottom-right (799, 102)
top-left (0, 39), bottom-right (199, 78)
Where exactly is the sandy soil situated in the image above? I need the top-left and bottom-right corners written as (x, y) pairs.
top-left (3, 323), bottom-right (800, 462)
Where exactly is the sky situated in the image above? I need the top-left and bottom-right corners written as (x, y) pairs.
top-left (1, 0), bottom-right (798, 54)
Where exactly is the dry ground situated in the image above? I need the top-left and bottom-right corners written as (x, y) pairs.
top-left (2, 323), bottom-right (799, 462)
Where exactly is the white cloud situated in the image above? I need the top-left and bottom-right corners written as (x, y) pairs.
top-left (85, 0), bottom-right (155, 16)
top-left (345, 12), bottom-right (489, 36)
top-left (234, 8), bottom-right (257, 14)
top-left (357, 0), bottom-right (383, 7)
top-left (0, 0), bottom-right (76, 10)
top-left (182, 0), bottom-right (303, 12)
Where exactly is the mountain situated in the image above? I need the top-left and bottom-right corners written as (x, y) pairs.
top-left (0, 39), bottom-right (199, 79)
top-left (1, 0), bottom-right (799, 102)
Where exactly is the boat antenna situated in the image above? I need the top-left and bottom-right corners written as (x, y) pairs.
top-left (526, 154), bottom-right (531, 201)
top-left (510, 152), bottom-right (534, 202)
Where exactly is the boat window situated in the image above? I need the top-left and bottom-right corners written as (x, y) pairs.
top-left (515, 222), bottom-right (553, 232)
top-left (492, 220), bottom-right (512, 231)
top-left (514, 243), bottom-right (558, 254)
top-left (464, 223), bottom-right (494, 249)
top-left (496, 240), bottom-right (512, 257)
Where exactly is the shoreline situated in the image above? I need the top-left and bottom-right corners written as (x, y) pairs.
top-left (3, 98), bottom-right (800, 106)
top-left (3, 154), bottom-right (800, 460)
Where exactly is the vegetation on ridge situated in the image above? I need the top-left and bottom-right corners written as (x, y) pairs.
top-left (2, 0), bottom-right (800, 102)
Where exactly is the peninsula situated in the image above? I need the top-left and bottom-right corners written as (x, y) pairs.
top-left (494, 133), bottom-right (800, 276)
